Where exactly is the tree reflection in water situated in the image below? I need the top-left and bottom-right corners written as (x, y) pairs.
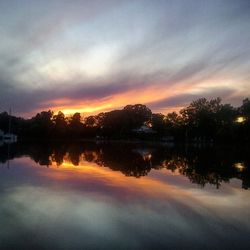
top-left (0, 142), bottom-right (249, 189)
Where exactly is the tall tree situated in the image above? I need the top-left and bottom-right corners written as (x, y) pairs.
top-left (69, 112), bottom-right (83, 136)
top-left (53, 111), bottom-right (67, 137)
top-left (180, 98), bottom-right (222, 140)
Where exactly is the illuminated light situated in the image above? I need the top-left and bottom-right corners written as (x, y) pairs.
top-left (143, 153), bottom-right (152, 161)
top-left (147, 122), bottom-right (153, 128)
top-left (236, 116), bottom-right (246, 123)
top-left (234, 162), bottom-right (245, 171)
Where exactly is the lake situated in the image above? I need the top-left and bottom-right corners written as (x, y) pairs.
top-left (0, 142), bottom-right (250, 249)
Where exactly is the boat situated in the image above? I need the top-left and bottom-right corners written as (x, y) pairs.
top-left (3, 133), bottom-right (17, 142)
top-left (0, 109), bottom-right (18, 144)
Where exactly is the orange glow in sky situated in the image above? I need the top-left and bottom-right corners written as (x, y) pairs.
top-left (34, 81), bottom-right (199, 117)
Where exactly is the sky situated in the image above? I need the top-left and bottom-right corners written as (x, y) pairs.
top-left (0, 0), bottom-right (250, 117)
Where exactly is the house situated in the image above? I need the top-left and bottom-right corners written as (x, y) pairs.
top-left (132, 125), bottom-right (156, 134)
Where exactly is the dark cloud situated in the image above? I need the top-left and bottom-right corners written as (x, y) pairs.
top-left (148, 87), bottom-right (237, 112)
top-left (0, 70), bottom-right (164, 114)
top-left (0, 0), bottom-right (250, 116)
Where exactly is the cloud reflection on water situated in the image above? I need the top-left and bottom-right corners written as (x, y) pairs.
top-left (0, 143), bottom-right (250, 249)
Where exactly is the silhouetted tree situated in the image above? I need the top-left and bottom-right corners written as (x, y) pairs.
top-left (53, 111), bottom-right (67, 137)
top-left (1, 98), bottom-right (250, 142)
top-left (152, 113), bottom-right (165, 134)
top-left (102, 110), bottom-right (129, 137)
top-left (28, 110), bottom-right (54, 137)
top-left (164, 112), bottom-right (184, 140)
top-left (123, 104), bottom-right (152, 128)
top-left (215, 104), bottom-right (237, 140)
top-left (180, 98), bottom-right (225, 141)
top-left (69, 113), bottom-right (84, 137)
top-left (237, 98), bottom-right (250, 141)
top-left (240, 98), bottom-right (250, 118)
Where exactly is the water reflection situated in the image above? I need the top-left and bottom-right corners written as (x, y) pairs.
top-left (0, 142), bottom-right (250, 249)
top-left (1, 142), bottom-right (250, 189)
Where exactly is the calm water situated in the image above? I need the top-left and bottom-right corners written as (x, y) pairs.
top-left (0, 142), bottom-right (250, 249)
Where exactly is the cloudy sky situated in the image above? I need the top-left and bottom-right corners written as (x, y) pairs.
top-left (0, 0), bottom-right (250, 117)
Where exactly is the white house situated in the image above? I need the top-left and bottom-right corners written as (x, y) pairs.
top-left (132, 125), bottom-right (156, 134)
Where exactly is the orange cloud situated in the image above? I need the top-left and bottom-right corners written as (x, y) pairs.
top-left (36, 81), bottom-right (196, 116)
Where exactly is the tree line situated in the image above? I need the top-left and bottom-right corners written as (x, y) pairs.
top-left (0, 97), bottom-right (250, 142)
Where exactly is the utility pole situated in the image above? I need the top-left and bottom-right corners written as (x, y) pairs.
top-left (8, 108), bottom-right (11, 134)
top-left (7, 108), bottom-right (12, 169)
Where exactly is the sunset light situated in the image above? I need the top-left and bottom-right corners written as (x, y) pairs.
top-left (0, 1), bottom-right (250, 249)
top-left (0, 1), bottom-right (250, 117)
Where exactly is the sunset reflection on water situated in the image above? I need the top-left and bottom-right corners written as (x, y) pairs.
top-left (0, 143), bottom-right (250, 249)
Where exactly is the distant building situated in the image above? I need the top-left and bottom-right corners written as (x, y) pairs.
top-left (132, 125), bottom-right (156, 134)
